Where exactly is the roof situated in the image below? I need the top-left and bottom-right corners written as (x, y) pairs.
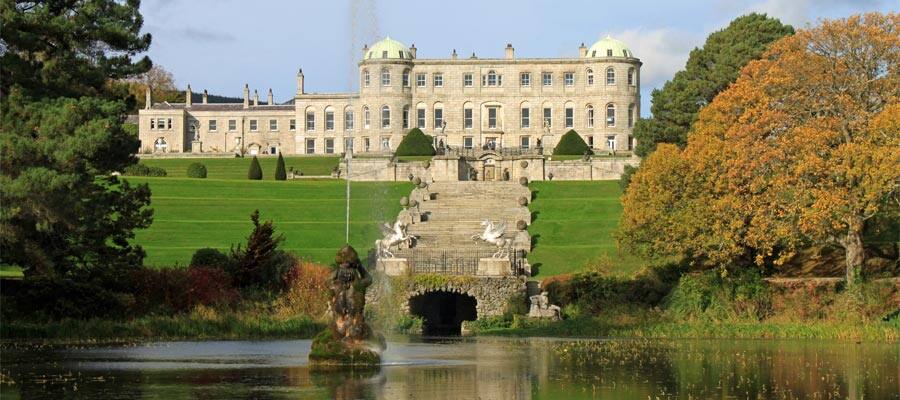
top-left (148, 103), bottom-right (294, 112)
top-left (587, 35), bottom-right (633, 58)
top-left (365, 37), bottom-right (414, 60)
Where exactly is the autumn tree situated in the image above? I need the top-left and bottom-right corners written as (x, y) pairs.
top-left (125, 64), bottom-right (178, 110)
top-left (619, 13), bottom-right (899, 284)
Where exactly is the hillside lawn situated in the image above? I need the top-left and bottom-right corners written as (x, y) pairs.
top-left (528, 181), bottom-right (647, 277)
top-left (139, 156), bottom-right (340, 180)
top-left (129, 177), bottom-right (410, 267)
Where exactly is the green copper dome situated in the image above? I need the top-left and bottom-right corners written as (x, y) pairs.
top-left (365, 37), bottom-right (414, 60)
top-left (587, 35), bottom-right (633, 58)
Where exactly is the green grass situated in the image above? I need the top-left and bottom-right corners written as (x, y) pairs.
top-left (139, 156), bottom-right (340, 180)
top-left (128, 177), bottom-right (410, 267)
top-left (527, 181), bottom-right (647, 277)
top-left (0, 265), bottom-right (23, 279)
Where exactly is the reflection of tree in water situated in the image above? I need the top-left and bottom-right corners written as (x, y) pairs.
top-left (310, 368), bottom-right (382, 400)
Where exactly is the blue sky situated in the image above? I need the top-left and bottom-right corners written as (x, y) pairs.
top-left (139, 0), bottom-right (894, 115)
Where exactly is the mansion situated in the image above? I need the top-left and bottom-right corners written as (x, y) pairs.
top-left (138, 36), bottom-right (641, 156)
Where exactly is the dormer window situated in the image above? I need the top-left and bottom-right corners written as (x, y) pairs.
top-left (398, 51), bottom-right (404, 58)
top-left (607, 49), bottom-right (613, 57)
top-left (382, 50), bottom-right (388, 58)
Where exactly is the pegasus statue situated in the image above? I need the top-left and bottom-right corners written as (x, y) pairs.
top-left (472, 219), bottom-right (512, 258)
top-left (376, 220), bottom-right (416, 258)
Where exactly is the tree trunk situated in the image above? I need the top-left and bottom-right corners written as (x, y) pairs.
top-left (843, 218), bottom-right (865, 286)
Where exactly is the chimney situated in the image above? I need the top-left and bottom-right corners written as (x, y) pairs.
top-left (202, 89), bottom-right (208, 104)
top-left (144, 86), bottom-right (151, 109)
top-left (243, 84), bottom-right (249, 108)
top-left (409, 43), bottom-right (417, 58)
top-left (505, 43), bottom-right (514, 60)
top-left (267, 88), bottom-right (274, 105)
top-left (451, 49), bottom-right (457, 60)
top-left (362, 44), bottom-right (368, 58)
top-left (253, 89), bottom-right (259, 106)
top-left (579, 42), bottom-right (587, 58)
top-left (296, 68), bottom-right (305, 95)
top-left (185, 84), bottom-right (192, 107)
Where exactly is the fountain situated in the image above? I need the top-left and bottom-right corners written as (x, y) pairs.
top-left (309, 245), bottom-right (385, 367)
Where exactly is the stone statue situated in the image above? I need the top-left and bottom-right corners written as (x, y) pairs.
top-left (192, 125), bottom-right (200, 141)
top-left (309, 245), bottom-right (384, 366)
top-left (528, 291), bottom-right (561, 320)
top-left (472, 219), bottom-right (512, 258)
top-left (440, 120), bottom-right (447, 134)
top-left (376, 221), bottom-right (416, 258)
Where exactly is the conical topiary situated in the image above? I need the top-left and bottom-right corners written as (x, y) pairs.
top-left (274, 152), bottom-right (287, 181)
top-left (553, 129), bottom-right (593, 155)
top-left (248, 155), bottom-right (263, 180)
top-left (395, 128), bottom-right (436, 156)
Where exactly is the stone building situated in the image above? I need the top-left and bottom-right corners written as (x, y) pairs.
top-left (138, 36), bottom-right (641, 156)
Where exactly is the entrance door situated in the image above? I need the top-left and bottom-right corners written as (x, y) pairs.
top-left (484, 165), bottom-right (496, 181)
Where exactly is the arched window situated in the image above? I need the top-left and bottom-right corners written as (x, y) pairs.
top-left (606, 103), bottom-right (616, 127)
top-left (153, 138), bottom-right (167, 152)
top-left (628, 104), bottom-right (635, 127)
top-left (627, 67), bottom-right (635, 86)
top-left (486, 70), bottom-right (498, 86)
top-left (402, 105), bottom-right (410, 129)
top-left (362, 69), bottom-right (370, 87)
top-left (433, 103), bottom-right (444, 129)
top-left (402, 69), bottom-right (410, 87)
top-left (586, 69), bottom-right (594, 85)
top-left (606, 67), bottom-right (615, 85)
top-left (586, 105), bottom-right (594, 128)
top-left (381, 105), bottom-right (390, 128)
top-left (344, 107), bottom-right (354, 131)
top-left (363, 106), bottom-right (370, 129)
top-left (381, 68), bottom-right (391, 86)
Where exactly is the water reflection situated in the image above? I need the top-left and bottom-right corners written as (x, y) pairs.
top-left (1, 337), bottom-right (897, 399)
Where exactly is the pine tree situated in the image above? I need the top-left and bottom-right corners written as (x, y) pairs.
top-left (274, 152), bottom-right (287, 181)
top-left (229, 210), bottom-right (289, 289)
top-left (248, 156), bottom-right (263, 180)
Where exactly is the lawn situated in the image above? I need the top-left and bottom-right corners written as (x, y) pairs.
top-left (527, 181), bottom-right (647, 277)
top-left (128, 177), bottom-right (410, 267)
top-left (139, 156), bottom-right (340, 180)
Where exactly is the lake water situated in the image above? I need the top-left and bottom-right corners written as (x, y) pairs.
top-left (1, 337), bottom-right (897, 399)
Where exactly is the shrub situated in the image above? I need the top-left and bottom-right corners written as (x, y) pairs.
top-left (186, 162), bottom-right (207, 178)
top-left (553, 130), bottom-right (593, 155)
top-left (664, 268), bottom-right (771, 321)
top-left (247, 156), bottom-right (262, 180)
top-left (276, 261), bottom-right (332, 317)
top-left (619, 164), bottom-right (638, 191)
top-left (190, 247), bottom-right (232, 269)
top-left (186, 266), bottom-right (239, 308)
top-left (229, 210), bottom-right (294, 291)
top-left (123, 163), bottom-right (167, 177)
top-left (394, 128), bottom-right (436, 156)
top-left (274, 152), bottom-right (287, 180)
top-left (8, 274), bottom-right (136, 319)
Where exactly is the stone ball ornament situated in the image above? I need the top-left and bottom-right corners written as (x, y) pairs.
top-left (409, 199), bottom-right (419, 208)
top-left (519, 160), bottom-right (528, 169)
top-left (519, 177), bottom-right (529, 186)
top-left (518, 196), bottom-right (529, 206)
top-left (516, 220), bottom-right (528, 230)
top-left (400, 196), bottom-right (409, 207)
top-left (413, 177), bottom-right (422, 186)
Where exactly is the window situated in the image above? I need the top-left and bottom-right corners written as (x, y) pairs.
top-left (402, 106), bottom-right (409, 129)
top-left (402, 70), bottom-right (410, 87)
top-left (628, 135), bottom-right (635, 150)
top-left (381, 68), bottom-right (390, 86)
top-left (606, 67), bottom-right (615, 85)
top-left (487, 107), bottom-right (498, 129)
top-left (325, 138), bottom-right (334, 154)
top-left (463, 73), bottom-right (473, 87)
top-left (606, 135), bottom-right (616, 150)
top-left (208, 119), bottom-right (217, 131)
top-left (229, 119), bottom-right (237, 131)
top-left (344, 137), bottom-right (353, 152)
top-left (289, 119), bottom-right (296, 131)
top-left (606, 104), bottom-right (616, 127)
top-left (345, 110), bottom-right (354, 131)
top-left (150, 119), bottom-right (155, 129)
top-left (587, 105), bottom-right (594, 128)
top-left (416, 73), bottom-right (426, 87)
top-left (269, 119), bottom-right (278, 131)
top-left (463, 137), bottom-right (474, 149)
top-left (433, 73), bottom-right (443, 87)
top-left (464, 108), bottom-right (473, 129)
top-left (607, 49), bottom-right (613, 57)
top-left (520, 72), bottom-right (530, 86)
top-left (542, 72), bottom-right (552, 86)
top-left (305, 112), bottom-right (315, 131)
top-left (520, 136), bottom-right (530, 149)
top-left (543, 107), bottom-right (552, 127)
top-left (250, 119), bottom-right (258, 131)
top-left (382, 50), bottom-right (388, 58)
top-left (433, 107), bottom-right (443, 129)
top-left (166, 118), bottom-right (172, 129)
top-left (363, 106), bottom-right (370, 129)
top-left (628, 67), bottom-right (635, 86)
top-left (588, 135), bottom-right (594, 148)
top-left (154, 137), bottom-right (167, 151)
top-left (381, 106), bottom-right (390, 128)
top-left (628, 104), bottom-right (635, 127)
top-left (306, 139), bottom-right (315, 154)
top-left (363, 137), bottom-right (370, 151)
top-left (521, 107), bottom-right (530, 128)
top-left (325, 111), bottom-right (334, 131)
top-left (564, 72), bottom-right (574, 86)
top-left (587, 69), bottom-right (594, 85)
top-left (417, 108), bottom-right (426, 128)
top-left (565, 107), bottom-right (573, 128)
top-left (380, 137), bottom-right (390, 151)
top-left (363, 69), bottom-right (370, 87)
top-left (486, 70), bottom-right (498, 86)
top-left (155, 118), bottom-right (163, 129)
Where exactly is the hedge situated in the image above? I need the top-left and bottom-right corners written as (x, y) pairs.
top-left (186, 162), bottom-right (207, 178)
top-left (123, 163), bottom-right (167, 177)
top-left (553, 130), bottom-right (593, 155)
top-left (395, 128), bottom-right (436, 156)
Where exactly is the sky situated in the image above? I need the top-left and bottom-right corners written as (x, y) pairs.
top-left (139, 0), bottom-right (894, 115)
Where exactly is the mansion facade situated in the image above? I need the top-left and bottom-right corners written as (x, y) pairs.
top-left (138, 36), bottom-right (641, 156)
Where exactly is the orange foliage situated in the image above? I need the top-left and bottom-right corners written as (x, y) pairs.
top-left (276, 261), bottom-right (332, 318)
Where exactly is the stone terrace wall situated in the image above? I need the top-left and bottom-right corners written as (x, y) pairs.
top-left (367, 275), bottom-right (526, 318)
top-left (545, 158), bottom-right (640, 181)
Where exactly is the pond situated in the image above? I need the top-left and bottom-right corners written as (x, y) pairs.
top-left (1, 337), bottom-right (897, 399)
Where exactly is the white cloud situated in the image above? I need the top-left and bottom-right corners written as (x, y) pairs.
top-left (610, 28), bottom-right (701, 92)
top-left (735, 0), bottom-right (886, 27)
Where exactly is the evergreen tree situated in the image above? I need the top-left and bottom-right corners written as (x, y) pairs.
top-left (395, 128), bottom-right (436, 156)
top-left (274, 152), bottom-right (287, 181)
top-left (247, 156), bottom-right (263, 180)
top-left (229, 210), bottom-right (291, 290)
top-left (553, 130), bottom-right (593, 155)
top-left (633, 13), bottom-right (794, 157)
top-left (1, 0), bottom-right (153, 277)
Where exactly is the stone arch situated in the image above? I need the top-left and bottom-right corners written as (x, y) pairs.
top-left (408, 290), bottom-right (477, 335)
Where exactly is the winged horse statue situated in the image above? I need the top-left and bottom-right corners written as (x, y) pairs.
top-left (472, 219), bottom-right (513, 258)
top-left (376, 221), bottom-right (416, 258)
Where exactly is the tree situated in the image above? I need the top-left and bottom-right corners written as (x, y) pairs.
top-left (125, 64), bottom-right (178, 110)
top-left (229, 210), bottom-right (292, 290)
top-left (553, 130), bottom-right (593, 155)
top-left (619, 13), bottom-right (899, 285)
top-left (632, 13), bottom-right (794, 157)
top-left (394, 128), bottom-right (436, 156)
top-left (248, 156), bottom-right (263, 180)
top-left (1, 0), bottom-right (153, 277)
top-left (274, 152), bottom-right (287, 181)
